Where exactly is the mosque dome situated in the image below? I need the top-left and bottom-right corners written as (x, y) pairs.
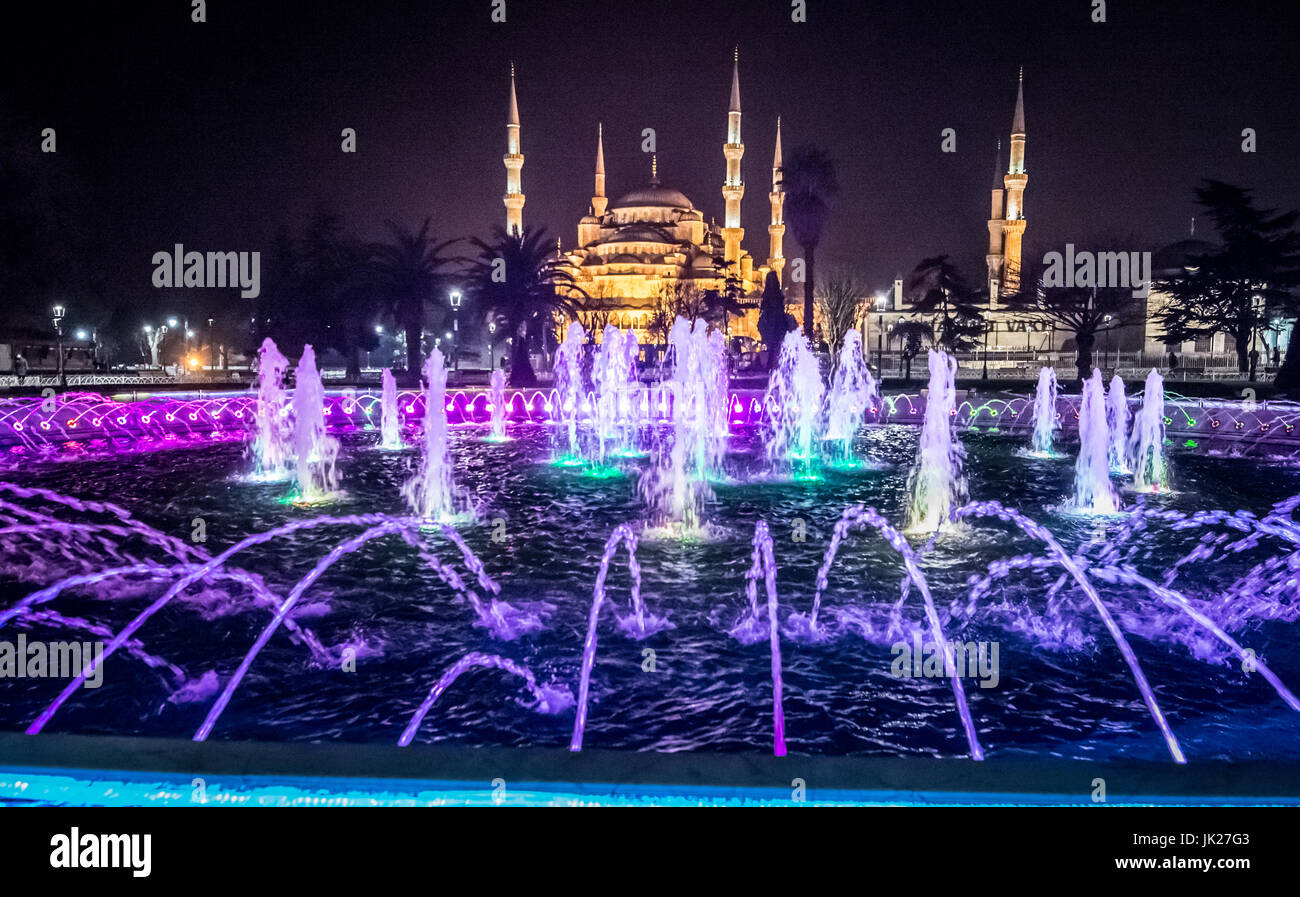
top-left (612, 181), bottom-right (694, 210)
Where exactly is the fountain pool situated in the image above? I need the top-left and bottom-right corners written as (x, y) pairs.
top-left (2, 410), bottom-right (1300, 768)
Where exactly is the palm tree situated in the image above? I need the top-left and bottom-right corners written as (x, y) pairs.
top-left (889, 319), bottom-right (933, 383)
top-left (299, 209), bottom-right (373, 379)
top-left (782, 144), bottom-right (840, 338)
top-left (905, 255), bottom-right (985, 354)
top-left (368, 218), bottom-right (458, 379)
top-left (467, 226), bottom-right (586, 386)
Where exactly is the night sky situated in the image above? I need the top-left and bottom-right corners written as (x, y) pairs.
top-left (6, 0), bottom-right (1300, 314)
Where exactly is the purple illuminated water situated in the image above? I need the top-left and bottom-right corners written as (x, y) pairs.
top-left (380, 368), bottom-right (402, 450)
top-left (1072, 369), bottom-right (1119, 514)
top-left (289, 345), bottom-right (340, 502)
top-left (1130, 368), bottom-right (1169, 493)
top-left (3, 367), bottom-right (1300, 763)
top-left (488, 369), bottom-right (508, 442)
top-left (402, 349), bottom-right (455, 520)
top-left (252, 338), bottom-right (291, 479)
top-left (1107, 373), bottom-right (1130, 473)
top-left (1029, 366), bottom-right (1058, 456)
top-left (824, 329), bottom-right (879, 465)
top-left (906, 350), bottom-right (966, 531)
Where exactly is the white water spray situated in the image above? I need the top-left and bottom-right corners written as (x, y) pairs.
top-left (824, 329), bottom-right (878, 464)
top-left (1129, 368), bottom-right (1169, 492)
top-left (252, 338), bottom-right (292, 479)
top-left (290, 344), bottom-right (340, 501)
top-left (488, 369), bottom-right (508, 441)
top-left (1029, 366), bottom-right (1058, 455)
top-left (380, 368), bottom-right (402, 450)
top-left (764, 330), bottom-right (825, 478)
top-left (906, 350), bottom-right (966, 531)
top-left (639, 317), bottom-right (727, 530)
top-left (1071, 368), bottom-right (1119, 513)
top-left (554, 321), bottom-right (586, 462)
top-left (403, 349), bottom-right (455, 520)
top-left (1107, 374), bottom-right (1130, 473)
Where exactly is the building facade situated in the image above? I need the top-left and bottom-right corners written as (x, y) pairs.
top-left (501, 53), bottom-right (784, 346)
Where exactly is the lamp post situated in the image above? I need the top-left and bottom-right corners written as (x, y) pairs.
top-left (448, 289), bottom-right (463, 375)
top-left (981, 317), bottom-right (991, 380)
top-left (1103, 314), bottom-right (1113, 372)
top-left (51, 305), bottom-right (66, 387)
top-left (143, 323), bottom-right (169, 368)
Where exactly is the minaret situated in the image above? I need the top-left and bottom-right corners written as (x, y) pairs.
top-left (503, 63), bottom-right (525, 236)
top-left (767, 116), bottom-right (786, 282)
top-left (986, 139), bottom-right (1005, 306)
top-left (1001, 68), bottom-right (1027, 293)
top-left (721, 48), bottom-right (745, 269)
top-left (592, 122), bottom-right (608, 217)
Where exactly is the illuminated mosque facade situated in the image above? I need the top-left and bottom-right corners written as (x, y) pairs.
top-left (500, 52), bottom-right (783, 343)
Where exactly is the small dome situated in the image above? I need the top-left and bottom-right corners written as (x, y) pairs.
top-left (1152, 239), bottom-right (1217, 273)
top-left (605, 225), bottom-right (676, 244)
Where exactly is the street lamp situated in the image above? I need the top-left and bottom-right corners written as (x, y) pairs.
top-left (52, 305), bottom-right (66, 387)
top-left (981, 318), bottom-right (992, 380)
top-left (143, 323), bottom-right (169, 368)
top-left (448, 289), bottom-right (463, 374)
top-left (1103, 314), bottom-right (1114, 372)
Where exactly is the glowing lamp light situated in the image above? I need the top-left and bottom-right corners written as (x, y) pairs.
top-left (117, 417), bottom-right (126, 425)
top-left (68, 420), bottom-right (77, 428)
top-left (188, 412), bottom-right (198, 421)
top-left (1211, 420), bottom-right (1221, 428)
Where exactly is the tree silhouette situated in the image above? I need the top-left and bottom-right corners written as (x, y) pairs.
top-left (782, 144), bottom-right (839, 339)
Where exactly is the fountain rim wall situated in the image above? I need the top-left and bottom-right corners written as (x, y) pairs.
top-left (1, 732), bottom-right (1299, 806)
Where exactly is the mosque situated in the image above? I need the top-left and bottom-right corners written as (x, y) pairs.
top-left (500, 52), bottom-right (780, 344)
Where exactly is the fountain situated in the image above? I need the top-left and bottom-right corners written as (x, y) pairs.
top-left (402, 349), bottom-right (456, 521)
top-left (252, 337), bottom-right (292, 479)
top-left (10, 334), bottom-right (1300, 792)
top-left (553, 321), bottom-right (587, 464)
top-left (1107, 374), bottom-right (1130, 473)
top-left (764, 329), bottom-right (825, 479)
top-left (639, 317), bottom-right (727, 531)
top-left (905, 350), bottom-right (966, 532)
top-left (380, 368), bottom-right (403, 450)
top-left (1071, 368), bottom-right (1119, 513)
top-left (592, 326), bottom-right (637, 462)
top-left (1028, 366), bottom-right (1058, 456)
top-left (1129, 368), bottom-right (1169, 492)
top-left (487, 369), bottom-right (508, 442)
top-left (823, 329), bottom-right (879, 465)
top-left (289, 344), bottom-right (340, 501)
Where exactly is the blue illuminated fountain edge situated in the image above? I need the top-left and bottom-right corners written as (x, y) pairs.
top-left (2, 732), bottom-right (1299, 806)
